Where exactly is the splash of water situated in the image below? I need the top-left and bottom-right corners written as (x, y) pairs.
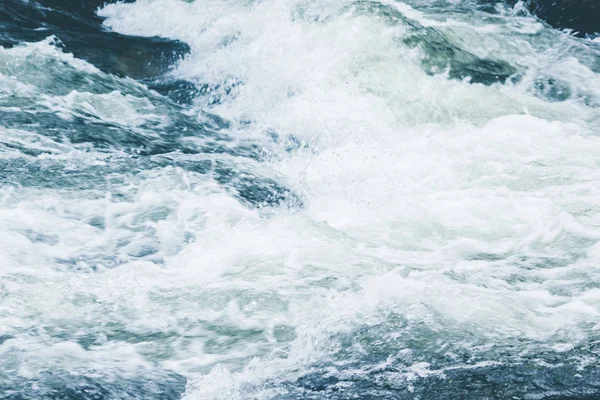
top-left (2, 0), bottom-right (600, 399)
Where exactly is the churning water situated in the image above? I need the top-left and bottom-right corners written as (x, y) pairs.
top-left (1, 0), bottom-right (600, 399)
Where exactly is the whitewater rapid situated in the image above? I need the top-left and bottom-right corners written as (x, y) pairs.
top-left (1, 0), bottom-right (600, 399)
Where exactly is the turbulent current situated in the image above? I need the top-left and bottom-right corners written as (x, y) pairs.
top-left (1, 0), bottom-right (600, 399)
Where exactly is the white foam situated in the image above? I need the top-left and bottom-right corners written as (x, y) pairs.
top-left (0, 36), bottom-right (102, 74)
top-left (40, 89), bottom-right (169, 127)
top-left (3, 0), bottom-right (600, 397)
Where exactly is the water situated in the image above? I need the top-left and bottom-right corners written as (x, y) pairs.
top-left (1, 0), bottom-right (600, 399)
